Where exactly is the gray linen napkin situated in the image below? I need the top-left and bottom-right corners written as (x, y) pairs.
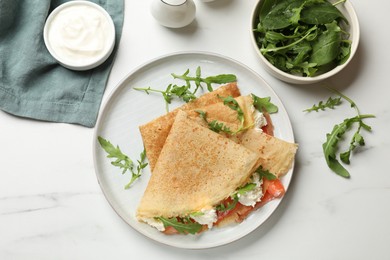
top-left (0, 0), bottom-right (124, 127)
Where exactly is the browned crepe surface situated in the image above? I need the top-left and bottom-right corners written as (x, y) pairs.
top-left (136, 110), bottom-right (260, 219)
top-left (139, 82), bottom-right (241, 171)
top-left (236, 129), bottom-right (298, 177)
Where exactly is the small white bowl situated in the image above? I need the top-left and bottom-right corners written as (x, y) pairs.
top-left (44, 1), bottom-right (116, 71)
top-left (250, 0), bottom-right (360, 84)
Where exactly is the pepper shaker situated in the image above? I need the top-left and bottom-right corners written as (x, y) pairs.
top-left (150, 0), bottom-right (196, 28)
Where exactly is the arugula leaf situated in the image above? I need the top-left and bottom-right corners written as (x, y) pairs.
top-left (252, 94), bottom-right (278, 114)
top-left (134, 84), bottom-right (196, 112)
top-left (135, 67), bottom-right (236, 111)
top-left (195, 110), bottom-right (233, 134)
top-left (255, 166), bottom-right (277, 180)
top-left (216, 197), bottom-right (239, 212)
top-left (310, 21), bottom-right (342, 66)
top-left (171, 66), bottom-right (237, 93)
top-left (236, 183), bottom-right (257, 195)
top-left (303, 96), bottom-right (342, 112)
top-left (208, 120), bottom-right (233, 134)
top-left (289, 1), bottom-right (306, 25)
top-left (195, 109), bottom-right (207, 121)
top-left (261, 0), bottom-right (305, 30)
top-left (220, 95), bottom-right (245, 127)
top-left (157, 217), bottom-right (203, 234)
top-left (98, 136), bottom-right (148, 189)
top-left (259, 0), bottom-right (278, 22)
top-left (189, 211), bottom-right (204, 217)
top-left (98, 136), bottom-right (133, 175)
top-left (216, 183), bottom-right (257, 212)
top-left (196, 96), bottom-right (252, 135)
top-left (300, 0), bottom-right (348, 25)
top-left (322, 116), bottom-right (372, 178)
top-left (220, 95), bottom-right (244, 115)
top-left (306, 88), bottom-right (375, 178)
top-left (261, 25), bottom-right (318, 54)
top-left (340, 126), bottom-right (365, 164)
top-left (125, 149), bottom-right (148, 189)
top-left (338, 40), bottom-right (352, 64)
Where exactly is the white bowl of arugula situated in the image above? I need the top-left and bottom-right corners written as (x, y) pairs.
top-left (251, 0), bottom-right (360, 84)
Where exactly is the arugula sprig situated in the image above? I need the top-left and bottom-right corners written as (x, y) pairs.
top-left (220, 95), bottom-right (246, 132)
top-left (304, 89), bottom-right (375, 178)
top-left (216, 196), bottom-right (238, 212)
top-left (216, 182), bottom-right (258, 212)
top-left (196, 110), bottom-right (234, 134)
top-left (196, 94), bottom-right (278, 135)
top-left (97, 136), bottom-right (148, 189)
top-left (134, 84), bottom-right (196, 112)
top-left (134, 66), bottom-right (237, 112)
top-left (303, 96), bottom-right (342, 112)
top-left (214, 166), bottom-right (279, 213)
top-left (195, 95), bottom-right (247, 135)
top-left (322, 114), bottom-right (373, 178)
top-left (157, 216), bottom-right (203, 234)
top-left (255, 165), bottom-right (277, 180)
top-left (171, 66), bottom-right (237, 92)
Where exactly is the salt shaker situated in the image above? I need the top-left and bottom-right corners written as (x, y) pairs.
top-left (150, 0), bottom-right (196, 28)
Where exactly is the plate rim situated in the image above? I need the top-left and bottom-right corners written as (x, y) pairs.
top-left (92, 50), bottom-right (295, 249)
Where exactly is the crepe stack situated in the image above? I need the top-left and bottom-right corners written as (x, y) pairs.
top-left (139, 82), bottom-right (241, 172)
top-left (137, 110), bottom-right (260, 219)
top-left (136, 83), bottom-right (298, 233)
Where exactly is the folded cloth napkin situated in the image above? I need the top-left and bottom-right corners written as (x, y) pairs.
top-left (0, 0), bottom-right (124, 127)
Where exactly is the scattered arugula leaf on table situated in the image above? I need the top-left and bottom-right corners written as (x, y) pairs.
top-left (303, 96), bottom-right (342, 112)
top-left (304, 89), bottom-right (375, 178)
top-left (97, 136), bottom-right (148, 189)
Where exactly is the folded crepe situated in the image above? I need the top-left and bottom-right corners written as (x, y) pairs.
top-left (186, 94), bottom-right (255, 133)
top-left (139, 82), bottom-right (241, 171)
top-left (136, 110), bottom-right (260, 220)
top-left (235, 129), bottom-right (298, 178)
top-left (140, 87), bottom-right (297, 177)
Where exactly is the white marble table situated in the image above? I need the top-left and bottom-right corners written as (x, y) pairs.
top-left (1, 0), bottom-right (389, 259)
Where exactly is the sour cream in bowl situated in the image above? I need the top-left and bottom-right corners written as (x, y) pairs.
top-left (43, 1), bottom-right (116, 71)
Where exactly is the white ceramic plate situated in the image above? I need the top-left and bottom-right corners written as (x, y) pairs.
top-left (93, 51), bottom-right (295, 249)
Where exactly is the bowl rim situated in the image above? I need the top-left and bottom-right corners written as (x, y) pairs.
top-left (250, 0), bottom-right (360, 84)
top-left (43, 0), bottom-right (116, 71)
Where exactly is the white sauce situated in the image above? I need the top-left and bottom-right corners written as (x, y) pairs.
top-left (253, 109), bottom-right (268, 132)
top-left (190, 209), bottom-right (217, 229)
top-left (237, 173), bottom-right (263, 207)
top-left (47, 3), bottom-right (114, 66)
top-left (142, 218), bottom-right (165, 232)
